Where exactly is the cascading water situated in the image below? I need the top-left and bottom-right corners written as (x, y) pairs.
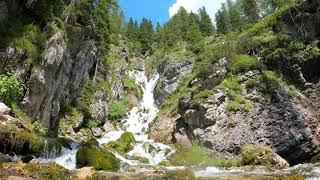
top-left (97, 70), bottom-right (175, 165)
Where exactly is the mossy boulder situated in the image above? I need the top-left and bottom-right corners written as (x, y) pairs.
top-left (0, 129), bottom-right (46, 156)
top-left (241, 145), bottom-right (274, 166)
top-left (76, 139), bottom-right (120, 171)
top-left (158, 161), bottom-right (172, 167)
top-left (104, 132), bottom-right (136, 155)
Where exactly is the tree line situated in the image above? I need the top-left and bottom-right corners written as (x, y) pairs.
top-left (122, 0), bottom-right (298, 54)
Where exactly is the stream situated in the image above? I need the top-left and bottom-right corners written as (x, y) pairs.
top-left (35, 70), bottom-right (320, 179)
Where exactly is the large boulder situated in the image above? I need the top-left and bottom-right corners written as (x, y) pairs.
top-left (0, 102), bottom-right (10, 115)
top-left (76, 139), bottom-right (120, 171)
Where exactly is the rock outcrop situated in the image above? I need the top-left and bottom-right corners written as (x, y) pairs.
top-left (176, 70), bottom-right (320, 165)
top-left (19, 31), bottom-right (97, 128)
top-left (154, 56), bottom-right (193, 105)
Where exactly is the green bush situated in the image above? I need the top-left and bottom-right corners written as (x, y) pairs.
top-left (229, 55), bottom-right (264, 74)
top-left (262, 70), bottom-right (282, 87)
top-left (85, 119), bottom-right (99, 129)
top-left (0, 71), bottom-right (25, 104)
top-left (219, 78), bottom-right (253, 113)
top-left (26, 121), bottom-right (48, 136)
top-left (107, 97), bottom-right (132, 121)
top-left (123, 74), bottom-right (141, 98)
top-left (241, 145), bottom-right (273, 166)
top-left (193, 89), bottom-right (213, 103)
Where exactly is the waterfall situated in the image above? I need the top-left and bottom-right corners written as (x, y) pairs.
top-left (38, 70), bottom-right (174, 169)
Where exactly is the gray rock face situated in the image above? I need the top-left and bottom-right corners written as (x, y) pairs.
top-left (0, 102), bottom-right (10, 115)
top-left (20, 31), bottom-right (97, 128)
top-left (154, 56), bottom-right (193, 105)
top-left (177, 72), bottom-right (320, 165)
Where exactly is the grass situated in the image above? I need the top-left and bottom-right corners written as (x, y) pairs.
top-left (219, 77), bottom-right (253, 113)
top-left (123, 73), bottom-right (141, 98)
top-left (107, 96), bottom-right (132, 121)
top-left (229, 54), bottom-right (265, 74)
top-left (193, 89), bottom-right (213, 104)
top-left (170, 143), bottom-right (241, 167)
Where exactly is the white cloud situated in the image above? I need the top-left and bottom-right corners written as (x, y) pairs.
top-left (169, 0), bottom-right (226, 21)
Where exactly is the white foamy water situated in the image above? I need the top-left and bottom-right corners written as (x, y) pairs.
top-left (37, 143), bottom-right (79, 170)
top-left (98, 70), bottom-right (175, 165)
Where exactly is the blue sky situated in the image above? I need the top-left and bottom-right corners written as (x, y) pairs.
top-left (119, 0), bottom-right (175, 25)
top-left (119, 0), bottom-right (226, 25)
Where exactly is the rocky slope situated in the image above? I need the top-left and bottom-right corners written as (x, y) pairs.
top-left (152, 1), bottom-right (320, 165)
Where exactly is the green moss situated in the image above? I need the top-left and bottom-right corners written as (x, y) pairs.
top-left (164, 169), bottom-right (196, 180)
top-left (76, 139), bottom-right (120, 171)
top-left (158, 161), bottom-right (172, 167)
top-left (107, 96), bottom-right (132, 121)
top-left (241, 145), bottom-right (273, 166)
top-left (229, 55), bottom-right (264, 74)
top-left (170, 143), bottom-right (241, 167)
top-left (105, 132), bottom-right (136, 155)
top-left (25, 163), bottom-right (69, 180)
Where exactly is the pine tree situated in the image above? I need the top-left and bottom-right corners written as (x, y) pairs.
top-left (241, 0), bottom-right (260, 23)
top-left (198, 6), bottom-right (215, 36)
top-left (227, 0), bottom-right (245, 31)
top-left (215, 3), bottom-right (231, 34)
top-left (126, 18), bottom-right (136, 40)
top-left (138, 18), bottom-right (154, 53)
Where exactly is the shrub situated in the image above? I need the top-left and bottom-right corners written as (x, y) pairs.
top-left (85, 119), bottom-right (98, 129)
top-left (193, 89), bottom-right (213, 103)
top-left (0, 71), bottom-right (25, 104)
top-left (107, 96), bottom-right (132, 121)
top-left (241, 145), bottom-right (273, 166)
top-left (123, 74), bottom-right (141, 98)
top-left (262, 70), bottom-right (282, 87)
top-left (26, 121), bottom-right (48, 136)
top-left (219, 78), bottom-right (253, 113)
top-left (229, 55), bottom-right (264, 74)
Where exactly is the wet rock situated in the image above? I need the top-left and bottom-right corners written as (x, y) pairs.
top-left (92, 127), bottom-right (104, 137)
top-left (149, 113), bottom-right (180, 144)
top-left (0, 102), bottom-right (10, 115)
top-left (103, 122), bottom-right (115, 133)
top-left (21, 155), bottom-right (33, 163)
top-left (0, 152), bottom-right (11, 163)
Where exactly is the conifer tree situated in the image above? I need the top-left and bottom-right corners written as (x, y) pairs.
top-left (198, 6), bottom-right (215, 36)
top-left (215, 3), bottom-right (231, 34)
top-left (241, 0), bottom-right (260, 23)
